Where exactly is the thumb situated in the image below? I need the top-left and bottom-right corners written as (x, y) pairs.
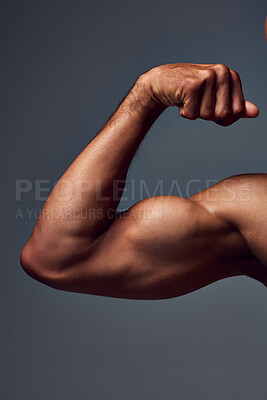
top-left (243, 100), bottom-right (260, 118)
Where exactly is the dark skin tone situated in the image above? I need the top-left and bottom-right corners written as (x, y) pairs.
top-left (20, 59), bottom-right (267, 300)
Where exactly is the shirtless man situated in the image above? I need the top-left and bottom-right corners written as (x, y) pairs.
top-left (20, 59), bottom-right (267, 300)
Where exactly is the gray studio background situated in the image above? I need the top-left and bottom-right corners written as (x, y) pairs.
top-left (1, 0), bottom-right (267, 399)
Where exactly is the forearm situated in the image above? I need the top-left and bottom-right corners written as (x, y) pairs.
top-left (32, 72), bottom-right (166, 243)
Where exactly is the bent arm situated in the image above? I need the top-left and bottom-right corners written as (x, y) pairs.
top-left (21, 63), bottom-right (264, 298)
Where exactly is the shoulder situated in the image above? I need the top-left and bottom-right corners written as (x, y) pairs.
top-left (189, 173), bottom-right (267, 225)
top-left (189, 173), bottom-right (267, 266)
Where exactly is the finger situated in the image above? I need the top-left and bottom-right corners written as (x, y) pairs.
top-left (230, 70), bottom-right (245, 119)
top-left (242, 100), bottom-right (259, 118)
top-left (229, 70), bottom-right (259, 119)
top-left (213, 64), bottom-right (232, 122)
top-left (199, 69), bottom-right (216, 120)
top-left (216, 101), bottom-right (259, 127)
top-left (179, 91), bottom-right (201, 120)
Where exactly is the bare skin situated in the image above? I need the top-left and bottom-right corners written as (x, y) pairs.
top-left (20, 62), bottom-right (267, 300)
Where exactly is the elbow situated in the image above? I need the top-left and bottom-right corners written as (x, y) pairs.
top-left (20, 239), bottom-right (61, 287)
top-left (20, 241), bottom-right (35, 279)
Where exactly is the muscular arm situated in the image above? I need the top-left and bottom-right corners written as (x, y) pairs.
top-left (20, 63), bottom-right (266, 299)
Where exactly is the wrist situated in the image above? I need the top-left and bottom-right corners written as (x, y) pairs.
top-left (134, 71), bottom-right (168, 113)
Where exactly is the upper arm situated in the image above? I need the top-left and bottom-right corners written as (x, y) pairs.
top-left (22, 194), bottom-right (239, 299)
top-left (21, 174), bottom-right (267, 299)
top-left (64, 195), bottom-right (222, 299)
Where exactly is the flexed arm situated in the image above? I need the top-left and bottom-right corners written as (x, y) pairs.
top-left (20, 63), bottom-right (263, 299)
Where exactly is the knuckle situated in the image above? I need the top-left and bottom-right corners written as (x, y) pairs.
top-left (214, 63), bottom-right (230, 78)
top-left (215, 63), bottom-right (228, 71)
top-left (202, 68), bottom-right (216, 82)
top-left (230, 69), bottom-right (240, 81)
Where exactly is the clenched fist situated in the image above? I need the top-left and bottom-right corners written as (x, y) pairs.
top-left (144, 63), bottom-right (259, 126)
